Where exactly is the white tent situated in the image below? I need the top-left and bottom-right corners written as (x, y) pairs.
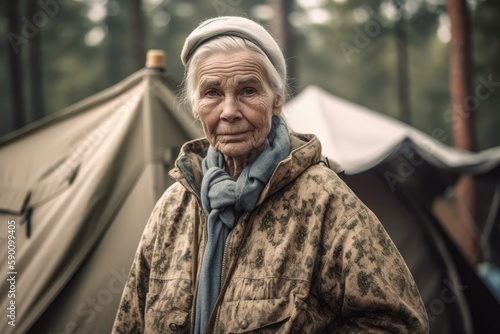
top-left (285, 85), bottom-right (500, 175)
top-left (284, 85), bottom-right (500, 334)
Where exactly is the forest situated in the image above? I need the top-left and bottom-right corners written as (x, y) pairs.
top-left (1, 0), bottom-right (499, 150)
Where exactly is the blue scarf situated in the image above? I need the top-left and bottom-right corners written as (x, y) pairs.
top-left (194, 116), bottom-right (290, 333)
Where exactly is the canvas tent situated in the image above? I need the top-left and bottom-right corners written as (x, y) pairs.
top-left (285, 85), bottom-right (500, 176)
top-left (285, 85), bottom-right (500, 334)
top-left (0, 67), bottom-right (203, 334)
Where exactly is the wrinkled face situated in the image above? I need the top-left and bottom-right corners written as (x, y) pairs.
top-left (193, 50), bottom-right (281, 159)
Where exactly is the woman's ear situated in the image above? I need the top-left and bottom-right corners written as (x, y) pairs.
top-left (192, 100), bottom-right (200, 119)
top-left (272, 95), bottom-right (283, 116)
top-left (193, 109), bottom-right (200, 119)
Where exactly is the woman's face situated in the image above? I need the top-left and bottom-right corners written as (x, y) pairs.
top-left (193, 50), bottom-right (282, 159)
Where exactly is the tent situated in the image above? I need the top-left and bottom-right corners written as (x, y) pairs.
top-left (0, 67), bottom-right (203, 334)
top-left (285, 85), bottom-right (500, 176)
top-left (285, 85), bottom-right (500, 334)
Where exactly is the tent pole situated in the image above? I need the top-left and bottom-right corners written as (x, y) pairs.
top-left (145, 49), bottom-right (166, 72)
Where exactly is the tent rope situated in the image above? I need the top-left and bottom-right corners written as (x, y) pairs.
top-left (480, 181), bottom-right (500, 262)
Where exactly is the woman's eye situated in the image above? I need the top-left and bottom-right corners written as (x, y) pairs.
top-left (205, 90), bottom-right (218, 97)
top-left (242, 88), bottom-right (256, 96)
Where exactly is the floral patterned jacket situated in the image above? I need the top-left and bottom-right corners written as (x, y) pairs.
top-left (112, 133), bottom-right (429, 334)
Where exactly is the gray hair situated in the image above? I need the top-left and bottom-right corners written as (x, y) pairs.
top-left (180, 36), bottom-right (287, 114)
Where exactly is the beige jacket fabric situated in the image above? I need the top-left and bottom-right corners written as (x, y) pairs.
top-left (113, 132), bottom-right (429, 333)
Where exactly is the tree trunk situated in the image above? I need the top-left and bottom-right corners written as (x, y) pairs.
top-left (6, 1), bottom-right (26, 130)
top-left (106, 2), bottom-right (125, 87)
top-left (27, 0), bottom-right (45, 121)
top-left (447, 0), bottom-right (479, 264)
top-left (394, 0), bottom-right (411, 124)
top-left (267, 0), bottom-right (297, 98)
top-left (130, 0), bottom-right (146, 71)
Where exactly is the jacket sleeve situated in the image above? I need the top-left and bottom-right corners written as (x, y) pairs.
top-left (319, 207), bottom-right (429, 333)
top-left (111, 196), bottom-right (164, 334)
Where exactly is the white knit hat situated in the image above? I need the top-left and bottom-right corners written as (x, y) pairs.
top-left (180, 16), bottom-right (286, 82)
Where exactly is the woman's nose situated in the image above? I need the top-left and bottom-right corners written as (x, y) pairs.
top-left (220, 97), bottom-right (242, 122)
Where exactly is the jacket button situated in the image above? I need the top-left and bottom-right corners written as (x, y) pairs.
top-left (169, 323), bottom-right (178, 331)
top-left (239, 319), bottom-right (249, 329)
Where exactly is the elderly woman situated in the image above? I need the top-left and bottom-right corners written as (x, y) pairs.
top-left (113, 16), bottom-right (428, 333)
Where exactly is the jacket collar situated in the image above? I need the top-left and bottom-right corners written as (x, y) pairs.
top-left (169, 133), bottom-right (323, 202)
